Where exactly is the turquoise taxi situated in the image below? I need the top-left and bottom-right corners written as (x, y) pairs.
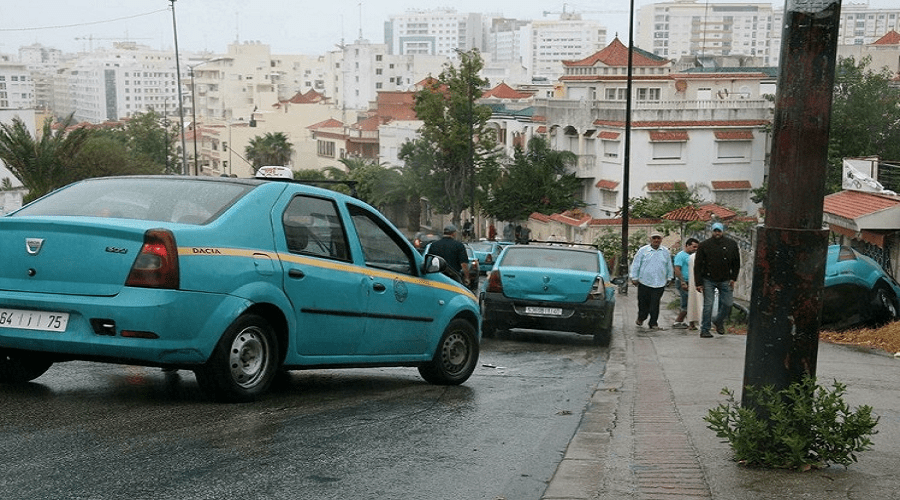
top-left (0, 174), bottom-right (480, 402)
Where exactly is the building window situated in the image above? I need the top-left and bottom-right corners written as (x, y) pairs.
top-left (651, 142), bottom-right (683, 161)
top-left (716, 140), bottom-right (750, 160)
top-left (601, 189), bottom-right (617, 208)
top-left (317, 140), bottom-right (335, 158)
top-left (602, 140), bottom-right (619, 158)
top-left (714, 190), bottom-right (747, 209)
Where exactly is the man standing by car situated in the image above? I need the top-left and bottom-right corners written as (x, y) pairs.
top-left (694, 222), bottom-right (741, 338)
top-left (429, 224), bottom-right (470, 287)
top-left (630, 231), bottom-right (673, 330)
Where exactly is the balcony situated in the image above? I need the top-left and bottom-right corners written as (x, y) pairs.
top-left (534, 98), bottom-right (772, 127)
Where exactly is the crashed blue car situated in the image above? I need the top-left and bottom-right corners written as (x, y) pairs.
top-left (823, 244), bottom-right (900, 327)
top-left (0, 175), bottom-right (480, 402)
top-left (480, 243), bottom-right (616, 345)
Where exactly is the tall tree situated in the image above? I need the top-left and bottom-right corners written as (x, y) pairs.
top-left (0, 114), bottom-right (92, 202)
top-left (245, 132), bottom-right (294, 173)
top-left (481, 137), bottom-right (583, 222)
top-left (413, 49), bottom-right (497, 226)
top-left (827, 56), bottom-right (900, 193)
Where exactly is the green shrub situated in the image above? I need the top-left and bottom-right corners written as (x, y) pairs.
top-left (704, 376), bottom-right (878, 469)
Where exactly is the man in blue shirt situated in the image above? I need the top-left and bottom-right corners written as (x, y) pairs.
top-left (630, 231), bottom-right (674, 330)
top-left (672, 238), bottom-right (699, 329)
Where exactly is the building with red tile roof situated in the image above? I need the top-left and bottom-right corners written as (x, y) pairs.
top-left (524, 37), bottom-right (772, 220)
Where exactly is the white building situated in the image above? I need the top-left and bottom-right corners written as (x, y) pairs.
top-left (54, 42), bottom-right (180, 123)
top-left (340, 39), bottom-right (447, 112)
top-left (384, 9), bottom-right (485, 56)
top-left (0, 109), bottom-right (34, 212)
top-left (529, 38), bottom-right (773, 218)
top-left (636, 1), bottom-right (783, 67)
top-left (523, 14), bottom-right (609, 81)
top-left (838, 3), bottom-right (900, 46)
top-left (0, 62), bottom-right (35, 110)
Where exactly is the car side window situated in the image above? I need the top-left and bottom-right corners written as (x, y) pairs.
top-left (347, 205), bottom-right (416, 276)
top-left (282, 195), bottom-right (350, 261)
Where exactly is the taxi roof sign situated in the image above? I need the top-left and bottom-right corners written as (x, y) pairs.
top-left (255, 166), bottom-right (293, 179)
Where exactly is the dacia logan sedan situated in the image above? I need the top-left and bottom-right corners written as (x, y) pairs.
top-left (0, 175), bottom-right (480, 402)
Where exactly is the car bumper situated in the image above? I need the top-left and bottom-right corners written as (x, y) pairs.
top-left (481, 292), bottom-right (607, 335)
top-left (0, 287), bottom-right (248, 366)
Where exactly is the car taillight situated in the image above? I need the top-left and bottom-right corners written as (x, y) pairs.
top-left (485, 270), bottom-right (503, 294)
top-left (587, 276), bottom-right (606, 300)
top-left (486, 254), bottom-right (493, 263)
top-left (125, 229), bottom-right (180, 289)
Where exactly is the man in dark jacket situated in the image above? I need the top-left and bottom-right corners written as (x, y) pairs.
top-left (428, 224), bottom-right (470, 287)
top-left (693, 222), bottom-right (740, 338)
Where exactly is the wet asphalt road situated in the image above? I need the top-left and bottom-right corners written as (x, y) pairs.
top-left (0, 331), bottom-right (608, 500)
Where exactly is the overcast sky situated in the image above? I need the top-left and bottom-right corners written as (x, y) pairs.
top-left (0, 0), bottom-right (893, 57)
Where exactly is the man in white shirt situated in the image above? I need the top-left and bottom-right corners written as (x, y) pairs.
top-left (630, 231), bottom-right (674, 330)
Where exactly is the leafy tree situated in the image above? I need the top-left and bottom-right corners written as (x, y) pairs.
top-left (122, 109), bottom-right (179, 171)
top-left (413, 49), bottom-right (498, 226)
top-left (627, 183), bottom-right (704, 218)
top-left (397, 139), bottom-right (441, 232)
top-left (68, 135), bottom-right (162, 183)
top-left (245, 132), bottom-right (294, 173)
top-left (481, 137), bottom-right (584, 221)
top-left (827, 56), bottom-right (900, 193)
top-left (0, 114), bottom-right (92, 202)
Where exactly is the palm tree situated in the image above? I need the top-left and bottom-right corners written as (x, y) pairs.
top-left (244, 132), bottom-right (294, 172)
top-left (0, 114), bottom-right (92, 203)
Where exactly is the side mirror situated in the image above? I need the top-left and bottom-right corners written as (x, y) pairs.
top-left (423, 254), bottom-right (448, 274)
top-left (611, 276), bottom-right (627, 286)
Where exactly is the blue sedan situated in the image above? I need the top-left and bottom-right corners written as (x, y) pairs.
top-left (469, 241), bottom-right (504, 273)
top-left (480, 243), bottom-right (616, 345)
top-left (0, 175), bottom-right (480, 402)
top-left (823, 244), bottom-right (900, 327)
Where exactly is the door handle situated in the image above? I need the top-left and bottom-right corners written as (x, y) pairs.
top-left (372, 282), bottom-right (386, 292)
top-left (288, 269), bottom-right (305, 279)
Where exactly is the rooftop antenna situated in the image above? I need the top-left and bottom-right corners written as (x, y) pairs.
top-left (235, 12), bottom-right (240, 44)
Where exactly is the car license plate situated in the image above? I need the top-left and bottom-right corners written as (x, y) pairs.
top-left (525, 306), bottom-right (563, 316)
top-left (0, 308), bottom-right (69, 332)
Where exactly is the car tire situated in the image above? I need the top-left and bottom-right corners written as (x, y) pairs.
top-left (0, 349), bottom-right (53, 383)
top-left (194, 314), bottom-right (279, 403)
top-left (872, 286), bottom-right (899, 324)
top-left (418, 319), bottom-right (479, 385)
top-left (593, 327), bottom-right (612, 347)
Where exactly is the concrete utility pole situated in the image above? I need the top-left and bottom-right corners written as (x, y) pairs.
top-left (742, 0), bottom-right (843, 406)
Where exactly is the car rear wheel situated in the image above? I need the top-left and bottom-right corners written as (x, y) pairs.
top-left (0, 349), bottom-right (53, 383)
top-left (418, 319), bottom-right (479, 385)
top-left (195, 314), bottom-right (279, 403)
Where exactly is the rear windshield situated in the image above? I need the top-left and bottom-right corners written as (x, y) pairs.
top-left (469, 242), bottom-right (495, 252)
top-left (13, 177), bottom-right (254, 225)
top-left (501, 247), bottom-right (599, 272)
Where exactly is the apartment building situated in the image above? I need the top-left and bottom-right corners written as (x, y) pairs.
top-left (524, 14), bottom-right (609, 81)
top-left (636, 1), bottom-right (783, 66)
top-left (0, 62), bottom-right (35, 110)
top-left (384, 9), bottom-right (485, 56)
top-left (838, 3), bottom-right (900, 46)
top-left (339, 39), bottom-right (446, 112)
top-left (528, 38), bottom-right (773, 218)
top-left (51, 42), bottom-right (180, 123)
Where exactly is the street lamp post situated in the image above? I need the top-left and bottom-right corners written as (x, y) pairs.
top-left (190, 64), bottom-right (199, 175)
top-left (169, 0), bottom-right (188, 175)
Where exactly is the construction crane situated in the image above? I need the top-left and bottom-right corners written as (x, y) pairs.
top-left (75, 34), bottom-right (151, 51)
top-left (543, 4), bottom-right (628, 19)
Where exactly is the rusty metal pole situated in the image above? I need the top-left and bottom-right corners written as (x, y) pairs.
top-left (742, 0), bottom-right (842, 406)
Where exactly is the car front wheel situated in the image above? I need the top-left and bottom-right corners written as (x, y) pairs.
top-left (418, 319), bottom-right (479, 385)
top-left (872, 286), bottom-right (899, 324)
top-left (195, 314), bottom-right (279, 403)
top-left (0, 349), bottom-right (53, 383)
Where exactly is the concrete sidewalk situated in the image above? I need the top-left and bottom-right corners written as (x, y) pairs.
top-left (543, 286), bottom-right (900, 500)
